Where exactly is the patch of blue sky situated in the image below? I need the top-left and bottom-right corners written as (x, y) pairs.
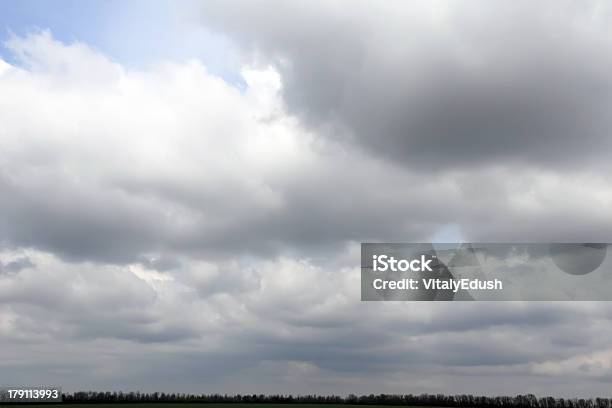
top-left (431, 224), bottom-right (465, 244)
top-left (0, 0), bottom-right (247, 90)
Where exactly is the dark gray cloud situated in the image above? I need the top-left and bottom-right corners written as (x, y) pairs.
top-left (198, 0), bottom-right (612, 170)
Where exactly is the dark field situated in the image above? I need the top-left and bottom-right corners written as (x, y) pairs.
top-left (0, 405), bottom-right (427, 408)
top-left (1, 405), bottom-right (416, 408)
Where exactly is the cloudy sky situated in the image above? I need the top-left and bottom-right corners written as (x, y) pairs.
top-left (1, 0), bottom-right (612, 397)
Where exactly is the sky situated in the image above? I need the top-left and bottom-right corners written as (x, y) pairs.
top-left (1, 0), bottom-right (612, 397)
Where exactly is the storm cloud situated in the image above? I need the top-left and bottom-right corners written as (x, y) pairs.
top-left (198, 0), bottom-right (612, 170)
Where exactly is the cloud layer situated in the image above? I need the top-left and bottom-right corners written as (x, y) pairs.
top-left (1, 2), bottom-right (612, 396)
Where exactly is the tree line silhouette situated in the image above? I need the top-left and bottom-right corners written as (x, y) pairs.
top-left (58, 392), bottom-right (612, 408)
